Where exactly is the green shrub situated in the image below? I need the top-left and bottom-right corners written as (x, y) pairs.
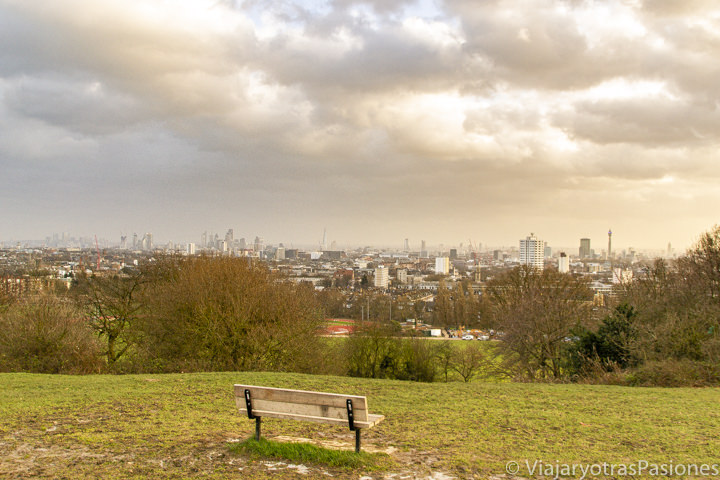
top-left (345, 326), bottom-right (439, 382)
top-left (135, 256), bottom-right (326, 373)
top-left (628, 359), bottom-right (720, 387)
top-left (568, 303), bottom-right (638, 375)
top-left (0, 295), bottom-right (102, 374)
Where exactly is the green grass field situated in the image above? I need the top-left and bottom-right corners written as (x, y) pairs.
top-left (1, 372), bottom-right (718, 479)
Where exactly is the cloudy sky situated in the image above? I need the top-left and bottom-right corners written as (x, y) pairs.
top-left (1, 0), bottom-right (719, 250)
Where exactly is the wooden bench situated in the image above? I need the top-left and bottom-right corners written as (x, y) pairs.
top-left (234, 384), bottom-right (384, 453)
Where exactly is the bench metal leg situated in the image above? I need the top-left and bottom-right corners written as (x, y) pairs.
top-left (255, 417), bottom-right (261, 441)
top-left (355, 429), bottom-right (361, 453)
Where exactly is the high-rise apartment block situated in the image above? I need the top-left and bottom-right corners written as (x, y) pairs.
top-left (519, 233), bottom-right (544, 270)
top-left (435, 257), bottom-right (450, 275)
top-left (374, 265), bottom-right (389, 289)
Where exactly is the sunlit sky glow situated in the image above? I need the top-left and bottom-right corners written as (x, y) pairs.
top-left (1, 0), bottom-right (719, 250)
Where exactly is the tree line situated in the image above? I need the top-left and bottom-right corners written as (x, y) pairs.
top-left (2, 225), bottom-right (719, 386)
top-left (0, 256), bottom-right (325, 374)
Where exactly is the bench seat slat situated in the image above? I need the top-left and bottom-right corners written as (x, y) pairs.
top-left (237, 398), bottom-right (368, 422)
top-left (367, 414), bottom-right (385, 424)
top-left (234, 385), bottom-right (368, 410)
top-left (246, 409), bottom-right (383, 429)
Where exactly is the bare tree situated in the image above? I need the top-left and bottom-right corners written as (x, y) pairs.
top-left (82, 271), bottom-right (146, 365)
top-left (682, 225), bottom-right (720, 300)
top-left (435, 341), bottom-right (454, 382)
top-left (450, 342), bottom-right (488, 382)
top-left (484, 266), bottom-right (593, 380)
top-left (434, 279), bottom-right (454, 327)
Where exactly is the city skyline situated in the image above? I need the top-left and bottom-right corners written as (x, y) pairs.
top-left (1, 1), bottom-right (719, 250)
top-left (1, 226), bottom-right (677, 256)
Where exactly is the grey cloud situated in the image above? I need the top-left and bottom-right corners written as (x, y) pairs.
top-left (260, 23), bottom-right (465, 98)
top-left (1, 0), bottom-right (719, 248)
top-left (331, 0), bottom-right (416, 14)
top-left (554, 98), bottom-right (720, 146)
top-left (459, 11), bottom-right (650, 91)
top-left (4, 76), bottom-right (153, 135)
top-left (639, 0), bottom-right (720, 17)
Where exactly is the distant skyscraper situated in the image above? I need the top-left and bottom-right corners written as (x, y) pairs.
top-left (449, 248), bottom-right (457, 260)
top-left (558, 252), bottom-right (569, 273)
top-left (435, 257), bottom-right (450, 275)
top-left (143, 233), bottom-right (153, 251)
top-left (579, 238), bottom-right (591, 259)
top-left (187, 243), bottom-right (196, 255)
top-left (374, 265), bottom-right (389, 289)
top-left (201, 231), bottom-right (207, 248)
top-left (519, 233), bottom-right (544, 270)
top-left (225, 229), bottom-right (234, 245)
top-left (132, 233), bottom-right (138, 249)
top-left (254, 236), bottom-right (264, 253)
top-left (421, 240), bottom-right (427, 258)
top-left (607, 229), bottom-right (613, 260)
top-left (404, 238), bottom-right (410, 251)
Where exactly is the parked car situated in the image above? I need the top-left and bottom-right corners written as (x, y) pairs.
top-left (462, 334), bottom-right (474, 340)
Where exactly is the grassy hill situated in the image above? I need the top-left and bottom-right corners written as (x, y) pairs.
top-left (1, 372), bottom-right (718, 479)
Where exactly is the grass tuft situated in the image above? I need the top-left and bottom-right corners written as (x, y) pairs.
top-left (229, 436), bottom-right (391, 470)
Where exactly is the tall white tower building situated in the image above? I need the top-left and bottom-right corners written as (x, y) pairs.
top-left (558, 252), bottom-right (569, 273)
top-left (435, 257), bottom-right (450, 275)
top-left (374, 265), bottom-right (389, 289)
top-left (520, 233), bottom-right (544, 270)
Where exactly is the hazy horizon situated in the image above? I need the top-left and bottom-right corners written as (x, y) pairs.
top-left (1, 0), bottom-right (719, 251)
top-left (0, 228), bottom-right (689, 255)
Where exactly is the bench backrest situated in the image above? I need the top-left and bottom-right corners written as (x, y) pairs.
top-left (234, 384), bottom-right (370, 425)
